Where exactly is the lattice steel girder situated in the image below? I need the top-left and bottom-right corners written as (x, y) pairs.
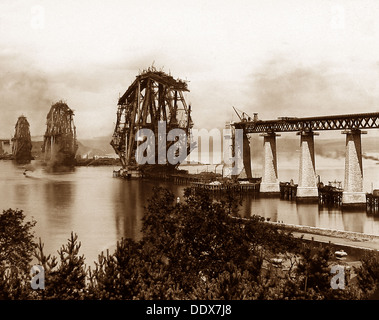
top-left (233, 112), bottom-right (379, 133)
top-left (41, 101), bottom-right (78, 165)
top-left (111, 69), bottom-right (193, 169)
top-left (12, 115), bottom-right (32, 161)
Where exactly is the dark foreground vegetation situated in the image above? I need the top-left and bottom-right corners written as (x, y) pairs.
top-left (0, 186), bottom-right (379, 300)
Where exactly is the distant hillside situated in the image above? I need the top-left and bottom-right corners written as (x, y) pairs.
top-left (78, 136), bottom-right (115, 155)
top-left (76, 140), bottom-right (113, 158)
top-left (31, 136), bottom-right (117, 159)
top-left (30, 134), bottom-right (379, 162)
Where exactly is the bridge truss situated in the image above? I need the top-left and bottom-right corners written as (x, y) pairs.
top-left (111, 68), bottom-right (193, 172)
top-left (42, 101), bottom-right (78, 167)
top-left (233, 112), bottom-right (379, 133)
top-left (12, 115), bottom-right (33, 163)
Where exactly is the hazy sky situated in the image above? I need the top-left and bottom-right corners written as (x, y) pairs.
top-left (1, 0), bottom-right (379, 139)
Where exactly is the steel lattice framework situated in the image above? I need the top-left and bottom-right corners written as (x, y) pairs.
top-left (233, 112), bottom-right (379, 133)
top-left (12, 115), bottom-right (33, 162)
top-left (42, 101), bottom-right (78, 166)
top-left (111, 68), bottom-right (193, 170)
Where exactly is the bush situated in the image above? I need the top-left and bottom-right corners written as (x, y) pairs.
top-left (0, 209), bottom-right (36, 299)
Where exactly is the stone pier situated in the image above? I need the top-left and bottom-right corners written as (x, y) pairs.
top-left (297, 130), bottom-right (319, 201)
top-left (260, 132), bottom-right (280, 194)
top-left (342, 129), bottom-right (366, 207)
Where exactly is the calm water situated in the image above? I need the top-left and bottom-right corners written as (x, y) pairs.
top-left (1, 160), bottom-right (379, 265)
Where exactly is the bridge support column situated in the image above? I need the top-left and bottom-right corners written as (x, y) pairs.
top-left (297, 131), bottom-right (319, 201)
top-left (342, 129), bottom-right (366, 207)
top-left (242, 131), bottom-right (252, 179)
top-left (260, 132), bottom-right (280, 194)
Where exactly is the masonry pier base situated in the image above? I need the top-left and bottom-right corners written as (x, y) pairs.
top-left (341, 129), bottom-right (366, 207)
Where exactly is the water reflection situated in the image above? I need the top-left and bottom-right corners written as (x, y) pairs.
top-left (112, 180), bottom-right (186, 242)
top-left (318, 206), bottom-right (346, 231)
top-left (340, 210), bottom-right (365, 233)
top-left (113, 179), bottom-right (143, 241)
top-left (296, 203), bottom-right (319, 227)
top-left (2, 161), bottom-right (379, 265)
top-left (240, 196), bottom-right (279, 222)
top-left (13, 184), bottom-right (31, 208)
top-left (43, 181), bottom-right (74, 230)
top-left (13, 159), bottom-right (32, 166)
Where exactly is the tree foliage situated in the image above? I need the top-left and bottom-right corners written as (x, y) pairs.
top-left (0, 208), bottom-right (36, 271)
top-left (0, 188), bottom-right (375, 299)
top-left (0, 209), bottom-right (36, 299)
top-left (354, 251), bottom-right (379, 299)
top-left (33, 232), bottom-right (87, 299)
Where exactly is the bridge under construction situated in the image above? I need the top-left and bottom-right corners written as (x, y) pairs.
top-left (110, 67), bottom-right (193, 177)
top-left (232, 111), bottom-right (379, 207)
top-left (12, 115), bottom-right (33, 163)
top-left (4, 64), bottom-right (378, 209)
top-left (41, 101), bottom-right (78, 167)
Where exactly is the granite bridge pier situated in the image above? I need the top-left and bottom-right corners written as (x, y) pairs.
top-left (232, 112), bottom-right (379, 209)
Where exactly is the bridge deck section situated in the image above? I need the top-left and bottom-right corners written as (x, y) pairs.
top-left (233, 112), bottom-right (379, 133)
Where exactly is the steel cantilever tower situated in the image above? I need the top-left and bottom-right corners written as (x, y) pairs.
top-left (111, 68), bottom-right (193, 175)
top-left (42, 101), bottom-right (78, 167)
top-left (12, 115), bottom-right (33, 163)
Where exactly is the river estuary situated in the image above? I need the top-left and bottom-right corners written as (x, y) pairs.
top-left (1, 158), bottom-right (379, 266)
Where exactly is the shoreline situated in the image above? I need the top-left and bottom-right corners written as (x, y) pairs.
top-left (269, 221), bottom-right (379, 253)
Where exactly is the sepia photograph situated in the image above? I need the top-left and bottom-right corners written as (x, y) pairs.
top-left (1, 0), bottom-right (379, 314)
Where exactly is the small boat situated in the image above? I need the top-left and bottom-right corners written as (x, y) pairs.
top-left (335, 250), bottom-right (348, 258)
top-left (23, 169), bottom-right (39, 179)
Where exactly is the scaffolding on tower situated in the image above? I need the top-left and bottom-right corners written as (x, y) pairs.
top-left (12, 115), bottom-right (33, 163)
top-left (41, 101), bottom-right (78, 167)
top-left (110, 67), bottom-right (194, 176)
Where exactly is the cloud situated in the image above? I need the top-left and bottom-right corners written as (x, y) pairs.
top-left (243, 57), bottom-right (379, 120)
top-left (0, 50), bottom-right (55, 138)
top-left (0, 50), bottom-right (146, 139)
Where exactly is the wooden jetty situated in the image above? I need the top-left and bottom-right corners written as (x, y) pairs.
top-left (113, 168), bottom-right (227, 184)
top-left (112, 166), bottom-right (261, 193)
top-left (318, 182), bottom-right (343, 207)
top-left (280, 180), bottom-right (343, 206)
top-left (191, 181), bottom-right (261, 193)
top-left (279, 182), bottom-right (297, 200)
top-left (191, 181), bottom-right (260, 193)
top-left (172, 174), bottom-right (205, 184)
top-left (366, 190), bottom-right (379, 213)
